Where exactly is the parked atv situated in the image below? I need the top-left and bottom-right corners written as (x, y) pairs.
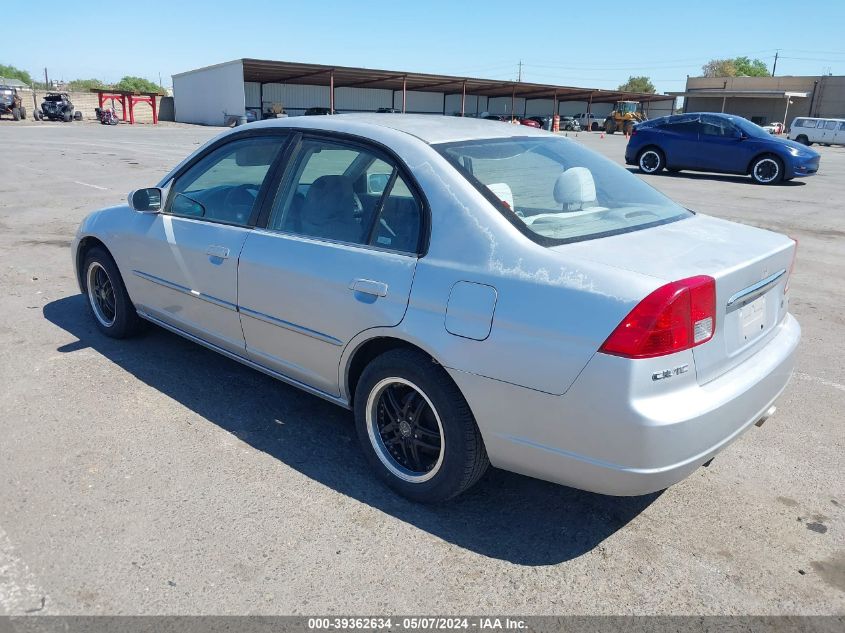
top-left (0, 85), bottom-right (26, 121)
top-left (95, 106), bottom-right (119, 125)
top-left (35, 92), bottom-right (82, 122)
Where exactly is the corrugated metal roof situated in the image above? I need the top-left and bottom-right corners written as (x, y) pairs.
top-left (0, 77), bottom-right (29, 88)
top-left (183, 59), bottom-right (669, 104)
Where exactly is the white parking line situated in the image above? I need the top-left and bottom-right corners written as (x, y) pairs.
top-left (0, 525), bottom-right (46, 614)
top-left (795, 371), bottom-right (845, 393)
top-left (73, 181), bottom-right (109, 191)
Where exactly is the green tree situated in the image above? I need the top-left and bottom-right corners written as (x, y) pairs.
top-left (733, 56), bottom-right (770, 77)
top-left (617, 76), bottom-right (656, 94)
top-left (702, 57), bottom-right (770, 77)
top-left (67, 78), bottom-right (106, 91)
top-left (114, 76), bottom-right (162, 93)
top-left (0, 64), bottom-right (34, 85)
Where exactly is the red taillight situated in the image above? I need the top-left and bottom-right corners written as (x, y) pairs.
top-left (785, 237), bottom-right (798, 294)
top-left (599, 276), bottom-right (716, 359)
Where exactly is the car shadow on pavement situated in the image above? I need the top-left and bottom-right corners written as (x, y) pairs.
top-left (44, 294), bottom-right (659, 566)
top-left (624, 166), bottom-right (808, 186)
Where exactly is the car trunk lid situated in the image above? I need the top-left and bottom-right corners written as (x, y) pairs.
top-left (553, 214), bottom-right (795, 384)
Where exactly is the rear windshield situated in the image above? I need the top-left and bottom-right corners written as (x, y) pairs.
top-left (434, 136), bottom-right (691, 245)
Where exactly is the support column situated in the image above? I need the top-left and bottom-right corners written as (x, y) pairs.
top-left (461, 80), bottom-right (466, 116)
top-left (721, 95), bottom-right (726, 113)
top-left (511, 84), bottom-right (515, 122)
top-left (402, 76), bottom-right (407, 113)
top-left (330, 70), bottom-right (335, 114)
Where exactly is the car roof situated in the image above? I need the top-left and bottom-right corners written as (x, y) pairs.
top-left (247, 113), bottom-right (547, 144)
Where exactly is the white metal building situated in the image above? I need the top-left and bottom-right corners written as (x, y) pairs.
top-left (173, 59), bottom-right (675, 127)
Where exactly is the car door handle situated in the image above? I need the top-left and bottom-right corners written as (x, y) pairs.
top-left (206, 245), bottom-right (230, 259)
top-left (349, 278), bottom-right (388, 297)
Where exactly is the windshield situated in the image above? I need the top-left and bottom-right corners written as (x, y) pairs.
top-left (434, 136), bottom-right (691, 244)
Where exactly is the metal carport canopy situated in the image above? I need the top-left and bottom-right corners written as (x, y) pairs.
top-left (666, 89), bottom-right (809, 99)
top-left (240, 58), bottom-right (667, 104)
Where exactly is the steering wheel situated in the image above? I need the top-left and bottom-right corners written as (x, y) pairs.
top-left (223, 184), bottom-right (259, 222)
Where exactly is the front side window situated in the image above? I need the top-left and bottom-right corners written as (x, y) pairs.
top-left (436, 136), bottom-right (690, 244)
top-left (701, 115), bottom-right (736, 137)
top-left (168, 136), bottom-right (285, 226)
top-left (839, 122), bottom-right (845, 131)
top-left (268, 138), bottom-right (423, 253)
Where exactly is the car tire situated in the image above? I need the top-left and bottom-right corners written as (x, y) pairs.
top-left (82, 247), bottom-right (143, 338)
top-left (637, 147), bottom-right (665, 174)
top-left (62, 111), bottom-right (71, 122)
top-left (354, 348), bottom-right (489, 503)
top-left (19, 107), bottom-right (26, 120)
top-left (33, 110), bottom-right (42, 121)
top-left (795, 134), bottom-right (810, 145)
top-left (12, 107), bottom-right (20, 121)
top-left (750, 155), bottom-right (784, 185)
top-left (74, 111), bottom-right (83, 121)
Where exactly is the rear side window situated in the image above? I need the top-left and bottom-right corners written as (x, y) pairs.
top-left (796, 119), bottom-right (816, 128)
top-left (665, 120), bottom-right (699, 135)
top-left (825, 120), bottom-right (837, 130)
top-left (368, 174), bottom-right (422, 253)
top-left (267, 138), bottom-right (423, 253)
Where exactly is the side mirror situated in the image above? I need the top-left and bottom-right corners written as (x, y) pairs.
top-left (171, 193), bottom-right (206, 218)
top-left (367, 172), bottom-right (392, 195)
top-left (128, 188), bottom-right (162, 213)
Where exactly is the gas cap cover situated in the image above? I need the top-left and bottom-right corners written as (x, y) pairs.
top-left (445, 281), bottom-right (498, 341)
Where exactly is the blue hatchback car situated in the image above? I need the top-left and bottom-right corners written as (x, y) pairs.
top-left (625, 112), bottom-right (820, 185)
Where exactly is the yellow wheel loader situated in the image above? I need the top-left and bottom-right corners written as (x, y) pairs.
top-left (604, 101), bottom-right (646, 135)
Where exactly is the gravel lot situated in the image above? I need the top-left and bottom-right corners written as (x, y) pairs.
top-left (0, 120), bottom-right (842, 615)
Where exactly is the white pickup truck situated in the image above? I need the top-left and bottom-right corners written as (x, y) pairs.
top-left (571, 112), bottom-right (604, 131)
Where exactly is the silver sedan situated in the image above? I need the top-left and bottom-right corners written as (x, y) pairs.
top-left (72, 114), bottom-right (800, 502)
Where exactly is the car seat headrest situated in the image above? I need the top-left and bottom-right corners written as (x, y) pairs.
top-left (553, 167), bottom-right (597, 211)
top-left (486, 182), bottom-right (515, 210)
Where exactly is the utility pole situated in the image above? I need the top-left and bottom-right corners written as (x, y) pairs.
top-left (517, 60), bottom-right (523, 82)
top-left (44, 67), bottom-right (48, 89)
top-left (772, 50), bottom-right (779, 77)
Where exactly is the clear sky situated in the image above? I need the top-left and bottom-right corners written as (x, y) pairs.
top-left (4, 0), bottom-right (845, 95)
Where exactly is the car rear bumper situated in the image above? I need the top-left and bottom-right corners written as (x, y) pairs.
top-left (448, 313), bottom-right (800, 496)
